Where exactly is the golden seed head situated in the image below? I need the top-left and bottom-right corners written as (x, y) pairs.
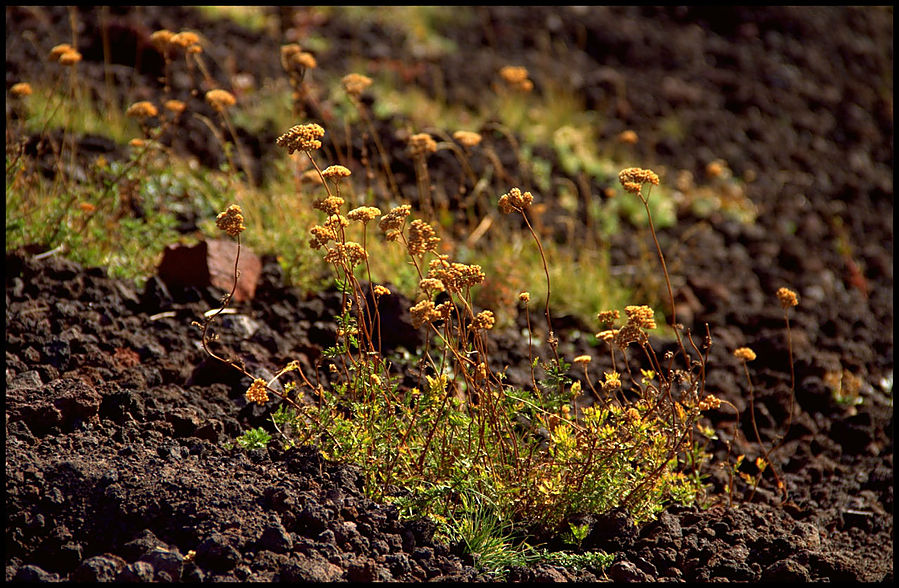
top-left (10, 82), bottom-right (32, 97)
top-left (347, 206), bottom-right (381, 224)
top-left (342, 73), bottom-right (373, 97)
top-left (150, 30), bottom-right (174, 51)
top-left (408, 132), bottom-right (437, 158)
top-left (426, 256), bottom-right (485, 292)
top-left (407, 219), bottom-right (441, 256)
top-left (618, 167), bottom-right (660, 193)
top-left (324, 242), bottom-right (367, 267)
top-left (519, 291), bottom-right (531, 304)
top-left (617, 130), bottom-right (639, 144)
top-left (205, 89), bottom-right (236, 112)
top-left (170, 31), bottom-right (200, 49)
top-left (418, 278), bottom-right (445, 294)
top-left (733, 347), bottom-right (757, 362)
top-left (164, 99), bottom-right (186, 114)
top-left (776, 287), bottom-right (799, 309)
top-left (129, 138), bottom-right (145, 148)
top-left (245, 378), bottom-right (269, 405)
top-left (126, 101), bottom-right (159, 119)
top-left (410, 299), bottom-right (438, 329)
top-left (295, 52), bottom-right (317, 69)
top-left (49, 43), bottom-right (74, 61)
top-left (58, 50), bottom-right (82, 66)
top-left (498, 187), bottom-right (534, 214)
top-left (216, 204), bottom-right (246, 237)
top-left (573, 355), bottom-right (592, 366)
top-left (471, 310), bottom-right (496, 331)
top-left (698, 394), bottom-right (721, 411)
top-left (373, 285), bottom-right (391, 297)
top-left (378, 204), bottom-right (412, 238)
top-left (596, 329), bottom-right (619, 343)
top-left (453, 130), bottom-right (482, 148)
top-left (322, 164), bottom-right (352, 180)
top-left (614, 323), bottom-right (648, 348)
top-left (277, 123), bottom-right (326, 154)
top-left (313, 196), bottom-right (344, 216)
top-left (309, 224), bottom-right (337, 250)
top-left (624, 305), bottom-right (656, 330)
top-left (597, 309), bottom-right (620, 328)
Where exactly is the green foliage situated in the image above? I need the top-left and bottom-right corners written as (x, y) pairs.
top-left (235, 427), bottom-right (272, 450)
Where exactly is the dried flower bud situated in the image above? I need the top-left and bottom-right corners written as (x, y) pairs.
top-left (313, 196), bottom-right (344, 216)
top-left (378, 204), bottom-right (411, 237)
top-left (49, 43), bottom-right (74, 61)
top-left (150, 30), bottom-right (174, 51)
top-left (407, 219), bottom-right (440, 255)
top-left (498, 187), bottom-right (534, 214)
top-left (471, 310), bottom-right (496, 331)
top-left (519, 291), bottom-right (531, 304)
top-left (573, 355), bottom-right (592, 367)
top-left (373, 285), bottom-right (390, 297)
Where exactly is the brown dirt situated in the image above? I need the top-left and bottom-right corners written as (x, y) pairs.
top-left (5, 6), bottom-right (893, 582)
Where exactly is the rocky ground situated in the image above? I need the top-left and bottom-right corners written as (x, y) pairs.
top-left (5, 6), bottom-right (893, 582)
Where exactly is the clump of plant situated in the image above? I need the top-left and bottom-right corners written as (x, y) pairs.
top-left (199, 115), bottom-right (746, 574)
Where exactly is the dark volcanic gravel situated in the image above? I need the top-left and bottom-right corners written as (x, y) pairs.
top-left (5, 6), bottom-right (893, 582)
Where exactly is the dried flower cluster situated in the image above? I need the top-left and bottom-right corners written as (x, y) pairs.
top-left (347, 206), bottom-right (381, 224)
top-left (281, 43), bottom-right (317, 74)
top-left (342, 73), bottom-right (373, 98)
top-left (10, 82), bottom-right (32, 97)
top-left (164, 99), bottom-right (186, 114)
top-left (322, 165), bottom-right (352, 180)
top-left (597, 309), bottom-right (620, 329)
top-left (126, 101), bottom-right (158, 120)
top-left (471, 310), bottom-right (496, 331)
top-left (277, 123), bottom-right (326, 154)
top-left (426, 255), bottom-right (486, 293)
top-left (49, 43), bottom-right (82, 66)
top-left (205, 89), bottom-right (236, 112)
top-left (733, 347), bottom-right (757, 362)
top-left (618, 167), bottom-right (660, 194)
top-left (324, 242), bottom-right (367, 267)
top-left (407, 220), bottom-right (441, 256)
top-left (408, 133), bottom-right (438, 158)
top-left (499, 65), bottom-right (533, 92)
top-left (313, 196), bottom-right (345, 216)
top-left (378, 204), bottom-right (412, 241)
top-left (245, 378), bottom-right (269, 405)
top-left (498, 187), bottom-right (534, 214)
top-left (617, 130), bottom-right (639, 144)
top-left (453, 130), bottom-right (482, 148)
top-left (216, 204), bottom-right (246, 237)
top-left (776, 287), bottom-right (799, 309)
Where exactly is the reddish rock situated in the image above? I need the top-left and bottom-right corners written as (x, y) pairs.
top-left (157, 240), bottom-right (261, 302)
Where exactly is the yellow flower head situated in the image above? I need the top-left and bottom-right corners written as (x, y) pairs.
top-left (58, 50), bottom-right (83, 66)
top-left (49, 43), bottom-right (74, 61)
top-left (498, 187), bottom-right (534, 214)
top-left (573, 355), bottom-right (592, 367)
top-left (164, 99), bottom-right (186, 114)
top-left (471, 310), bottom-right (496, 331)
